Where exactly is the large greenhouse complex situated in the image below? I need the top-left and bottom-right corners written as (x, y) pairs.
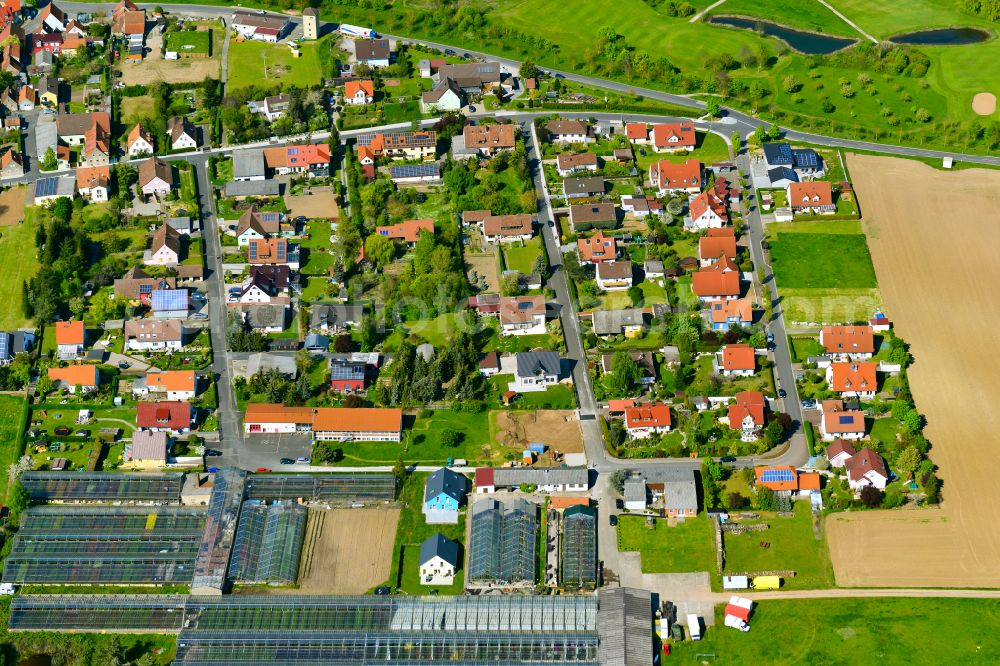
top-left (560, 505), bottom-right (598, 590)
top-left (20, 471), bottom-right (185, 503)
top-left (468, 498), bottom-right (538, 587)
top-left (244, 472), bottom-right (396, 502)
top-left (228, 500), bottom-right (307, 585)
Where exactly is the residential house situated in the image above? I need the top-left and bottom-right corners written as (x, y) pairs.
top-left (688, 190), bottom-right (728, 230)
top-left (650, 123), bottom-right (695, 153)
top-left (248, 238), bottom-right (299, 270)
top-left (479, 351), bottom-right (500, 377)
top-left (591, 309), bottom-right (648, 338)
top-left (698, 228), bottom-right (737, 267)
top-left (643, 260), bottom-right (664, 281)
top-left (433, 62), bottom-right (505, 94)
top-left (569, 203), bottom-right (617, 231)
top-left (125, 319), bottom-right (184, 352)
top-left (692, 256), bottom-right (741, 302)
top-left (113, 267), bottom-right (175, 302)
top-left (556, 152), bottom-right (599, 177)
top-left (820, 399), bottom-right (866, 441)
top-left (620, 195), bottom-right (664, 218)
top-left (547, 120), bottom-right (592, 144)
top-left (39, 1), bottom-right (65, 32)
top-left (58, 114), bottom-right (111, 151)
top-left (329, 359), bottom-right (366, 393)
top-left (706, 297), bottom-right (753, 331)
top-left (133, 370), bottom-right (197, 401)
top-left (577, 231), bottom-right (616, 264)
top-left (47, 365), bottom-right (98, 394)
top-left (264, 143), bottom-right (330, 178)
top-left (762, 143), bottom-right (824, 178)
top-left (230, 10), bottom-right (290, 42)
top-left (376, 218), bottom-right (434, 246)
top-left (126, 123), bottom-right (154, 157)
top-left (37, 75), bottom-right (57, 107)
top-left (482, 214), bottom-right (533, 244)
top-left (462, 123), bottom-right (516, 157)
top-left (16, 83), bottom-right (34, 110)
top-left (845, 447), bottom-right (888, 490)
top-left (468, 293), bottom-right (500, 317)
top-left (243, 303), bottom-right (288, 333)
top-left (75, 165), bottom-right (110, 202)
top-left (166, 216), bottom-right (195, 235)
top-left (563, 176), bottom-right (605, 200)
top-left (242, 265), bottom-right (291, 302)
top-left (138, 157), bottom-right (173, 198)
top-left (309, 304), bottom-right (364, 334)
top-left (0, 147), bottom-right (23, 179)
top-left (125, 431), bottom-right (168, 466)
top-left (826, 440), bottom-right (857, 468)
top-left (787, 181), bottom-right (835, 215)
top-left (820, 325), bottom-right (874, 361)
top-left (623, 477), bottom-right (648, 512)
top-left (649, 159), bottom-right (702, 196)
top-left (511, 351), bottom-right (561, 393)
top-left (357, 130), bottom-right (436, 161)
top-left (355, 38), bottom-right (392, 67)
top-left (136, 401), bottom-right (193, 433)
top-left (151, 289), bottom-right (189, 319)
top-left (714, 343), bottom-right (755, 378)
top-left (0, 330), bottom-right (34, 365)
top-left (145, 223), bottom-right (182, 266)
top-left (728, 391), bottom-right (765, 441)
top-left (753, 466), bottom-right (799, 495)
top-left (167, 117), bottom-right (197, 151)
top-left (423, 467), bottom-right (468, 523)
top-left (625, 122), bottom-right (648, 143)
top-left (714, 174), bottom-right (741, 205)
top-left (419, 533), bottom-right (459, 585)
top-left (595, 260), bottom-right (633, 291)
top-left (826, 362), bottom-right (877, 399)
top-left (32, 175), bottom-right (75, 204)
top-left (499, 295), bottom-right (546, 336)
top-left (624, 403), bottom-right (672, 439)
top-left (80, 113), bottom-right (111, 167)
top-left (54, 320), bottom-right (84, 360)
top-left (236, 208), bottom-right (284, 246)
top-left (420, 78), bottom-right (462, 112)
top-left (261, 93), bottom-right (289, 121)
top-left (600, 351), bottom-right (656, 386)
top-left (232, 147), bottom-right (266, 181)
top-left (344, 79), bottom-right (374, 105)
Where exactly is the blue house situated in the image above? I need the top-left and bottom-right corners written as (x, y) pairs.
top-left (423, 467), bottom-right (468, 524)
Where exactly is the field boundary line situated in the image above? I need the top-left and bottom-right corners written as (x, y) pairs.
top-left (690, 0), bottom-right (729, 23)
top-left (815, 0), bottom-right (878, 42)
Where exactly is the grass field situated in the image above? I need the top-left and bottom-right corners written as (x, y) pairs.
top-left (617, 514), bottom-right (716, 573)
top-left (227, 38), bottom-right (323, 91)
top-left (708, 0), bottom-right (862, 37)
top-left (165, 30), bottom-right (211, 55)
top-left (0, 396), bottom-right (26, 499)
top-left (120, 95), bottom-right (155, 126)
top-left (723, 502), bottom-right (835, 589)
top-left (0, 216), bottom-right (38, 330)
top-left (333, 409), bottom-right (492, 466)
top-left (780, 287), bottom-right (884, 324)
top-left (634, 131), bottom-right (731, 172)
top-left (503, 236), bottom-right (544, 274)
top-left (770, 232), bottom-right (877, 289)
top-left (670, 598), bottom-right (1000, 663)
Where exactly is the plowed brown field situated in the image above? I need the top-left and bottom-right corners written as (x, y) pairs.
top-left (826, 154), bottom-right (1000, 587)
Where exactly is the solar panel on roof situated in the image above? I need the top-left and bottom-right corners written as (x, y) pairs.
top-left (249, 243), bottom-right (258, 260)
top-left (761, 469), bottom-right (794, 483)
top-left (35, 178), bottom-right (58, 198)
top-left (838, 415), bottom-right (854, 425)
top-left (152, 289), bottom-right (188, 311)
top-left (276, 242), bottom-right (286, 261)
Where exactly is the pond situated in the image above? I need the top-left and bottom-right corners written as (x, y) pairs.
top-left (707, 16), bottom-right (857, 55)
top-left (889, 27), bottom-right (990, 45)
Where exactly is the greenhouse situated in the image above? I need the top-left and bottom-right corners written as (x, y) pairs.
top-left (228, 500), bottom-right (307, 585)
top-left (244, 473), bottom-right (396, 502)
top-left (20, 471), bottom-right (184, 503)
top-left (468, 498), bottom-right (537, 586)
top-left (560, 506), bottom-right (597, 590)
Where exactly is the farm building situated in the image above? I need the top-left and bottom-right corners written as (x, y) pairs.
top-left (474, 467), bottom-right (589, 494)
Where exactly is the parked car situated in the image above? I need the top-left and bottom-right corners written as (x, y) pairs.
top-left (721, 455), bottom-right (737, 463)
top-left (204, 449), bottom-right (222, 457)
top-left (296, 456), bottom-right (310, 463)
top-left (279, 458), bottom-right (295, 465)
top-left (374, 586), bottom-right (390, 595)
top-left (778, 388), bottom-right (787, 398)
top-left (256, 467), bottom-right (271, 473)
top-left (192, 313), bottom-right (208, 320)
top-left (609, 514), bottom-right (618, 527)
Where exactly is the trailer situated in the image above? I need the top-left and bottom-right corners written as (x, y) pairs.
top-left (724, 595), bottom-right (753, 632)
top-left (338, 23), bottom-right (376, 38)
top-left (686, 614), bottom-right (701, 641)
top-left (752, 575), bottom-right (781, 590)
top-left (723, 575), bottom-right (749, 590)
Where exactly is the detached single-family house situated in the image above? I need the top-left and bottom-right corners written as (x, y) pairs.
top-left (125, 431), bottom-right (169, 467)
top-left (649, 159), bottom-right (702, 196)
top-left (0, 148), bottom-right (24, 179)
top-left (569, 203), bottom-right (617, 231)
top-left (826, 440), bottom-right (857, 468)
top-left (788, 181), bottom-right (835, 215)
top-left (419, 533), bottom-right (459, 586)
top-left (595, 260), bottom-right (633, 291)
top-left (556, 152), bottom-right (599, 177)
top-left (728, 391), bottom-right (765, 441)
top-left (547, 120), bottom-right (592, 144)
top-left (624, 403), bottom-right (672, 439)
top-left (248, 237), bottom-right (299, 270)
top-left (309, 304), bottom-right (365, 334)
top-left (511, 351), bottom-right (561, 393)
top-left (264, 144), bottom-right (331, 178)
top-left (423, 467), bottom-right (468, 523)
top-left (845, 447), bottom-right (889, 490)
top-left (344, 79), bottom-right (374, 105)
top-left (377, 218), bottom-right (434, 246)
top-left (688, 190), bottom-right (728, 230)
top-left (133, 370), bottom-right (197, 401)
top-left (145, 223), bottom-right (182, 266)
top-left (462, 123), bottom-right (516, 157)
top-left (39, 1), bottom-right (66, 32)
top-left (698, 228), bottom-right (737, 267)
top-left (754, 466), bottom-right (799, 496)
top-left (469, 293), bottom-right (500, 317)
top-left (482, 214), bottom-right (533, 244)
top-left (138, 157), bottom-right (173, 198)
top-left (47, 365), bottom-right (99, 394)
top-left (329, 359), bottom-right (366, 393)
top-left (577, 231), bottom-right (616, 264)
top-left (167, 116), bottom-right (197, 151)
top-left (820, 325), bottom-right (874, 361)
top-left (126, 123), bottom-right (154, 157)
top-left (692, 256), bottom-right (741, 302)
top-left (136, 401), bottom-right (193, 433)
top-left (714, 343), bottom-right (755, 378)
top-left (17, 84), bottom-right (35, 111)
top-left (706, 297), bottom-right (753, 331)
top-left (125, 319), bottom-right (184, 352)
top-left (499, 295), bottom-right (546, 336)
top-left (820, 399), bottom-right (866, 441)
top-left (479, 351), bottom-right (501, 377)
top-left (591, 309), bottom-right (648, 338)
top-left (563, 176), bottom-right (605, 200)
top-left (420, 78), bottom-right (462, 113)
top-left (651, 123), bottom-right (695, 153)
top-left (763, 143), bottom-right (824, 178)
top-left (76, 165), bottom-right (110, 203)
top-left (55, 320), bottom-right (85, 360)
top-left (625, 122), bottom-right (649, 143)
top-left (620, 195), bottom-right (664, 218)
top-left (826, 362), bottom-right (877, 400)
top-left (236, 208), bottom-right (284, 246)
top-left (355, 38), bottom-right (392, 67)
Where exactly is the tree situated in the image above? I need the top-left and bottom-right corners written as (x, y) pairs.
top-left (666, 197), bottom-right (685, 216)
top-left (725, 492), bottom-right (747, 510)
top-left (902, 408), bottom-right (922, 433)
top-left (605, 351), bottom-right (643, 397)
top-left (782, 75), bottom-right (798, 93)
top-left (891, 398), bottom-right (912, 421)
top-left (35, 373), bottom-right (53, 396)
top-left (859, 485), bottom-right (884, 508)
top-left (896, 445), bottom-right (921, 481)
top-left (500, 273), bottom-right (522, 297)
top-left (532, 252), bottom-right (548, 279)
top-left (731, 130), bottom-right (741, 154)
top-left (704, 98), bottom-right (720, 118)
top-left (703, 458), bottom-right (724, 482)
top-left (41, 146), bottom-right (57, 171)
top-left (520, 58), bottom-right (539, 80)
top-left (609, 469), bottom-right (628, 494)
top-left (751, 486), bottom-right (775, 511)
top-left (334, 334), bottom-right (353, 353)
top-left (8, 479), bottom-right (29, 517)
top-left (439, 428), bottom-right (461, 448)
top-left (364, 233), bottom-right (395, 271)
top-left (766, 123), bottom-right (781, 140)
top-left (392, 456), bottom-right (407, 486)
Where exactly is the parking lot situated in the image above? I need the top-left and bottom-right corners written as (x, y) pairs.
top-left (211, 432), bottom-right (314, 472)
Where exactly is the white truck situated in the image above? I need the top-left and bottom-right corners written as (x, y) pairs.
top-left (724, 614), bottom-right (750, 632)
top-left (724, 595), bottom-right (753, 632)
top-left (686, 613), bottom-right (701, 641)
top-left (337, 24), bottom-right (377, 38)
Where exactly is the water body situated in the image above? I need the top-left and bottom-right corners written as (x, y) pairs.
top-left (707, 16), bottom-right (857, 55)
top-left (890, 27), bottom-right (990, 45)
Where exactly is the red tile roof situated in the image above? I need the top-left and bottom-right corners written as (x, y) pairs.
top-left (55, 320), bottom-right (85, 346)
top-left (826, 439), bottom-right (857, 461)
top-left (728, 391), bottom-right (765, 430)
top-left (345, 79), bottom-right (374, 98)
top-left (721, 344), bottom-right (755, 372)
top-left (48, 365), bottom-right (98, 387)
top-left (312, 407), bottom-right (402, 433)
top-left (798, 472), bottom-right (821, 491)
top-left (136, 401), bottom-right (192, 429)
top-left (821, 325), bottom-right (874, 355)
top-left (608, 399), bottom-right (636, 412)
top-left (577, 231), bottom-right (617, 263)
top-left (754, 466), bottom-right (798, 492)
top-left (845, 447), bottom-right (888, 483)
top-left (376, 219), bottom-right (433, 243)
top-left (699, 229), bottom-right (737, 262)
top-left (650, 158), bottom-right (702, 190)
top-left (689, 190), bottom-right (727, 222)
top-left (475, 467), bottom-right (495, 487)
top-left (788, 181), bottom-right (833, 208)
top-left (692, 257), bottom-right (741, 298)
top-left (829, 362), bottom-right (877, 393)
top-left (625, 123), bottom-right (647, 140)
top-left (624, 403), bottom-right (672, 430)
top-left (708, 298), bottom-right (752, 326)
top-left (145, 370), bottom-right (196, 393)
top-left (651, 123), bottom-right (695, 149)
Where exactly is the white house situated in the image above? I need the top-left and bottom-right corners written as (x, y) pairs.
top-left (139, 157), bottom-right (173, 199)
top-left (688, 190), bottom-right (728, 231)
top-left (845, 447), bottom-right (889, 490)
top-left (127, 123), bottom-right (154, 157)
top-left (167, 117), bottom-right (197, 151)
top-left (819, 399), bottom-right (866, 441)
top-left (145, 224), bottom-right (181, 266)
top-left (418, 534), bottom-right (459, 586)
top-left (510, 351), bottom-right (561, 393)
top-left (124, 320), bottom-right (184, 352)
top-left (499, 295), bottom-right (546, 336)
top-left (482, 214), bottom-right (533, 244)
top-left (713, 344), bottom-right (755, 378)
top-left (595, 260), bottom-right (633, 291)
top-left (624, 404), bottom-right (672, 439)
top-left (133, 370), bottom-right (197, 401)
top-left (820, 325), bottom-right (875, 361)
top-left (344, 80), bottom-right (374, 106)
top-left (826, 362), bottom-right (877, 400)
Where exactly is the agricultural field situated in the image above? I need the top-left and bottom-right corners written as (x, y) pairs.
top-left (227, 38), bottom-right (324, 91)
top-left (723, 502), bottom-right (835, 589)
top-left (770, 232), bottom-right (877, 289)
top-left (616, 514), bottom-right (716, 573)
top-left (670, 598), bottom-right (1000, 663)
top-left (825, 155), bottom-right (1000, 588)
top-left (0, 202), bottom-right (38, 330)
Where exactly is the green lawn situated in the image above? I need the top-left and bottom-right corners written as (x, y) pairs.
top-left (708, 0), bottom-right (864, 37)
top-left (502, 236), bottom-right (544, 274)
top-left (617, 514), bottom-right (716, 573)
top-left (634, 131), bottom-right (731, 173)
top-left (0, 396), bottom-right (27, 499)
top-left (382, 312), bottom-right (473, 350)
top-left (770, 233), bottom-right (877, 289)
top-left (671, 598), bottom-right (1000, 663)
top-left (722, 502), bottom-right (835, 589)
top-left (488, 374), bottom-right (577, 409)
top-left (165, 29), bottom-right (211, 55)
top-left (870, 416), bottom-right (903, 450)
top-left (0, 213), bottom-right (39, 329)
top-left (780, 287), bottom-right (883, 324)
top-left (120, 95), bottom-right (155, 126)
top-left (331, 409), bottom-right (492, 467)
top-left (765, 218), bottom-right (864, 238)
top-left (227, 38), bottom-right (324, 91)
top-left (788, 335), bottom-right (825, 362)
top-left (385, 473), bottom-right (467, 595)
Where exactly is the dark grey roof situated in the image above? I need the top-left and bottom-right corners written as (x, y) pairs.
top-left (309, 304), bottom-right (365, 329)
top-left (419, 533), bottom-right (459, 567)
top-left (597, 587), bottom-right (653, 666)
top-left (232, 148), bottom-right (266, 179)
top-left (592, 309), bottom-right (647, 337)
top-left (635, 468), bottom-right (698, 512)
top-left (623, 477), bottom-right (646, 504)
top-left (563, 176), bottom-right (605, 196)
top-left (244, 303), bottom-right (286, 330)
top-left (767, 166), bottom-right (797, 184)
top-left (165, 216), bottom-right (192, 233)
top-left (424, 467), bottom-right (468, 504)
top-left (303, 333), bottom-right (329, 350)
top-left (224, 180), bottom-right (282, 198)
top-left (355, 38), bottom-right (391, 62)
top-left (762, 142), bottom-right (793, 166)
top-left (491, 467), bottom-right (588, 487)
top-left (515, 351), bottom-right (560, 378)
top-left (792, 148), bottom-right (821, 169)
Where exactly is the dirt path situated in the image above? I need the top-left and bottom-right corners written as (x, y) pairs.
top-left (826, 154), bottom-right (1000, 588)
